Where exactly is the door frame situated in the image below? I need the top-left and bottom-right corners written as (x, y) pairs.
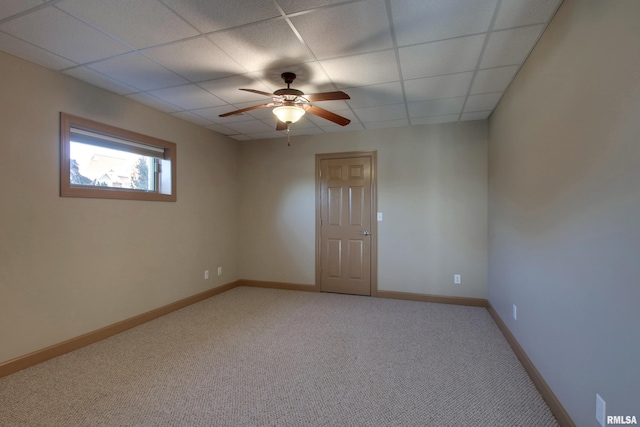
top-left (315, 151), bottom-right (378, 296)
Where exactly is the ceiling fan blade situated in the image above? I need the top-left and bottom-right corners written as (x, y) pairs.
top-left (276, 120), bottom-right (287, 131)
top-left (218, 103), bottom-right (271, 117)
top-left (305, 91), bottom-right (350, 102)
top-left (240, 88), bottom-right (276, 98)
top-left (306, 105), bottom-right (351, 126)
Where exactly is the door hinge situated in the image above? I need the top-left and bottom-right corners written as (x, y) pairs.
top-left (319, 170), bottom-right (322, 178)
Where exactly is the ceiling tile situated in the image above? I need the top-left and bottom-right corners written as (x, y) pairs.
top-left (463, 92), bottom-right (503, 112)
top-left (142, 36), bottom-right (247, 82)
top-left (245, 131), bottom-right (287, 140)
top-left (363, 119), bottom-right (410, 130)
top-left (494, 0), bottom-right (562, 30)
top-left (407, 97), bottom-right (465, 118)
top-left (126, 92), bottom-right (182, 113)
top-left (199, 74), bottom-right (274, 104)
top-left (225, 120), bottom-right (276, 134)
top-left (411, 114), bottom-right (459, 125)
top-left (391, 0), bottom-right (497, 46)
top-left (148, 84), bottom-right (226, 110)
top-left (345, 82), bottom-right (405, 109)
top-left (57, 0), bottom-right (198, 50)
top-left (88, 53), bottom-right (188, 91)
top-left (291, 0), bottom-right (393, 59)
top-left (320, 50), bottom-right (399, 88)
top-left (399, 34), bottom-right (485, 80)
top-left (207, 19), bottom-right (313, 72)
top-left (404, 72), bottom-right (474, 102)
top-left (63, 66), bottom-right (138, 95)
top-left (480, 25), bottom-right (544, 68)
top-left (277, 0), bottom-right (346, 14)
top-left (0, 0), bottom-right (45, 20)
top-left (170, 111), bottom-right (214, 126)
top-left (470, 65), bottom-right (519, 94)
top-left (353, 104), bottom-right (407, 123)
top-left (0, 32), bottom-right (76, 70)
top-left (205, 123), bottom-right (237, 135)
top-left (461, 111), bottom-right (492, 121)
top-left (162, 0), bottom-right (281, 33)
top-left (320, 123), bottom-right (365, 133)
top-left (1, 6), bottom-right (131, 63)
top-left (229, 134), bottom-right (252, 141)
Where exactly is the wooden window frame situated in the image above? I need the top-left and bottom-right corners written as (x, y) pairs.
top-left (60, 112), bottom-right (177, 202)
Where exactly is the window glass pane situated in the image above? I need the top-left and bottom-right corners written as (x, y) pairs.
top-left (70, 141), bottom-right (156, 191)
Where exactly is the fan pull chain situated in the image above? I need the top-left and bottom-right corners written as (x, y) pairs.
top-left (286, 125), bottom-right (291, 146)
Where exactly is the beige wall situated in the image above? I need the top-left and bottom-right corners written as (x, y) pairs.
top-left (488, 0), bottom-right (640, 423)
top-left (0, 52), bottom-right (240, 364)
top-left (239, 122), bottom-right (488, 298)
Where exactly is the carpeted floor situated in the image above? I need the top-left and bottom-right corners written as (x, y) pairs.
top-left (0, 286), bottom-right (558, 426)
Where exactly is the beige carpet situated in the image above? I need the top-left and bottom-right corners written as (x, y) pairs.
top-left (0, 286), bottom-right (558, 426)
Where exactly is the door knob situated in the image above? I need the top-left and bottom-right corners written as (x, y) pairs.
top-left (359, 231), bottom-right (371, 236)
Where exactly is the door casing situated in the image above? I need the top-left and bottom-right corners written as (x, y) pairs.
top-left (315, 151), bottom-right (378, 296)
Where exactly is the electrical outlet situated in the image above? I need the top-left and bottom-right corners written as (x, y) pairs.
top-left (454, 274), bottom-right (461, 284)
top-left (513, 304), bottom-right (517, 320)
top-left (204, 270), bottom-right (209, 280)
top-left (596, 394), bottom-right (606, 427)
top-left (217, 267), bottom-right (222, 276)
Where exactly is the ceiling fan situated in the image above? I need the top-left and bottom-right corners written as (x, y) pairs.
top-left (219, 72), bottom-right (351, 131)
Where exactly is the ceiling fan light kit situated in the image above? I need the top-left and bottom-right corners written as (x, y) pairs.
top-left (273, 105), bottom-right (305, 124)
top-left (220, 72), bottom-right (351, 144)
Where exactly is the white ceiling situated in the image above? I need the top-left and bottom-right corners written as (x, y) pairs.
top-left (0, 0), bottom-right (562, 140)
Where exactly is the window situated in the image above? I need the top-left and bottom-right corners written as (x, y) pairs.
top-left (60, 113), bottom-right (176, 201)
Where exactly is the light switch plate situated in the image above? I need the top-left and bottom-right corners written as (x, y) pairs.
top-left (377, 212), bottom-right (383, 221)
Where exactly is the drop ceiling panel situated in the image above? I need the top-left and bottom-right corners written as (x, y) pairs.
top-left (461, 111), bottom-right (492, 121)
top-left (0, 0), bottom-right (45, 20)
top-left (0, 0), bottom-right (562, 140)
top-left (404, 72), bottom-right (474, 102)
top-left (208, 19), bottom-right (314, 72)
top-left (407, 97), bottom-right (465, 118)
top-left (0, 6), bottom-right (131, 63)
top-left (363, 119), bottom-right (410, 130)
top-left (276, 0), bottom-right (345, 14)
top-left (494, 0), bottom-right (562, 30)
top-left (291, 0), bottom-right (393, 59)
top-left (399, 35), bottom-right (485, 80)
top-left (344, 82), bottom-right (405, 109)
top-left (199, 75), bottom-right (274, 104)
top-left (170, 111), bottom-right (214, 126)
top-left (412, 114), bottom-right (459, 125)
top-left (480, 25), bottom-right (545, 68)
top-left (391, 0), bottom-right (498, 46)
top-left (63, 66), bottom-right (137, 95)
top-left (320, 50), bottom-right (400, 88)
top-left (353, 104), bottom-right (408, 123)
top-left (463, 92), bottom-right (503, 112)
top-left (225, 120), bottom-right (276, 134)
top-left (470, 65), bottom-right (520, 94)
top-left (126, 92), bottom-right (182, 113)
top-left (161, 0), bottom-right (281, 33)
top-left (0, 32), bottom-right (76, 70)
top-left (142, 37), bottom-right (246, 83)
top-left (148, 84), bottom-right (227, 110)
top-left (88, 53), bottom-right (188, 91)
top-left (57, 0), bottom-right (198, 50)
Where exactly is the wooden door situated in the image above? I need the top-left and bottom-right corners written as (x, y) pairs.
top-left (319, 156), bottom-right (372, 295)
